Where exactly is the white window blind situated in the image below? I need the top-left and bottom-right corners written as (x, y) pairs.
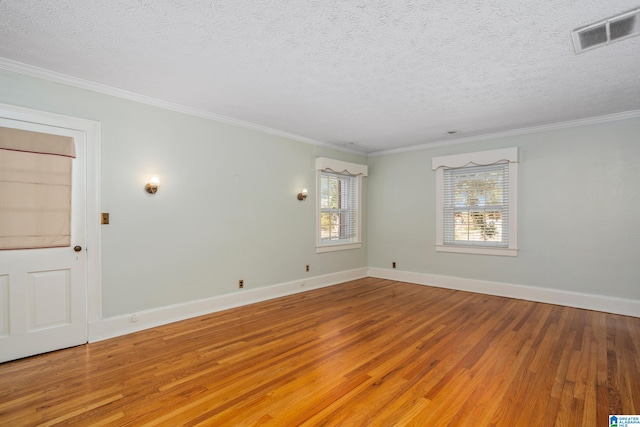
top-left (320, 171), bottom-right (358, 244)
top-left (0, 126), bottom-right (75, 250)
top-left (443, 163), bottom-right (509, 247)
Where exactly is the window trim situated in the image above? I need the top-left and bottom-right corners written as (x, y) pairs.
top-left (315, 157), bottom-right (367, 253)
top-left (432, 148), bottom-right (518, 256)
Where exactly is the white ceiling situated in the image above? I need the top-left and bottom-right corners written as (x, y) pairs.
top-left (1, 1), bottom-right (639, 154)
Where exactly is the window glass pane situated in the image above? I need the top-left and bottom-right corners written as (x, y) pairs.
top-left (453, 211), bottom-right (503, 242)
top-left (320, 212), bottom-right (339, 240)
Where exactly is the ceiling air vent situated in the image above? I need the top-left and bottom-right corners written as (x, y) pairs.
top-left (572, 8), bottom-right (640, 54)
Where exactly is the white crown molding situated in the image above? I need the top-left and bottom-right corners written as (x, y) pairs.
top-left (4, 57), bottom-right (638, 159)
top-left (368, 267), bottom-right (640, 318)
top-left (89, 267), bottom-right (368, 342)
top-left (369, 109), bottom-right (640, 157)
top-left (0, 57), bottom-right (368, 156)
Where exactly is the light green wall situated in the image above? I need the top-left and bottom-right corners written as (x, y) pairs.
top-left (0, 69), bottom-right (367, 317)
top-left (367, 118), bottom-right (640, 300)
top-left (2, 68), bottom-right (638, 315)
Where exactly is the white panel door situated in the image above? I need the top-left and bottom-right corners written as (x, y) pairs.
top-left (0, 117), bottom-right (87, 363)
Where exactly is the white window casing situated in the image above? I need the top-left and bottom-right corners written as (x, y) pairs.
top-left (432, 148), bottom-right (518, 256)
top-left (316, 157), bottom-right (367, 253)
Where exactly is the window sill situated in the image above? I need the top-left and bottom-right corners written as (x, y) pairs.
top-left (316, 242), bottom-right (362, 253)
top-left (435, 245), bottom-right (518, 257)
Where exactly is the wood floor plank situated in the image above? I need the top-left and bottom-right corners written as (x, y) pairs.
top-left (1, 278), bottom-right (639, 426)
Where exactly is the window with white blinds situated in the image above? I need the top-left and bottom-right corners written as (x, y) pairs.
top-left (443, 163), bottom-right (509, 247)
top-left (320, 172), bottom-right (358, 244)
top-left (315, 157), bottom-right (367, 253)
top-left (432, 148), bottom-right (518, 256)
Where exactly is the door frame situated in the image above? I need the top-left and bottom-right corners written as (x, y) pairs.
top-left (0, 102), bottom-right (102, 334)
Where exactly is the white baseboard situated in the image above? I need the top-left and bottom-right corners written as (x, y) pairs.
top-left (89, 267), bottom-right (368, 342)
top-left (89, 266), bottom-right (638, 342)
top-left (368, 267), bottom-right (640, 318)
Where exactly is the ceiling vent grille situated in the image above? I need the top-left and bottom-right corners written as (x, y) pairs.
top-left (572, 8), bottom-right (640, 54)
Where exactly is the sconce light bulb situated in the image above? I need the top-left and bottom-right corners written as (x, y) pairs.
top-left (146, 176), bottom-right (160, 194)
top-left (297, 188), bottom-right (308, 201)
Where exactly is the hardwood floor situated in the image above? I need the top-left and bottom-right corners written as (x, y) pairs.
top-left (1, 278), bottom-right (639, 426)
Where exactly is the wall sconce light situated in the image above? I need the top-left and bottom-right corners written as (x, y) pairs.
top-left (145, 176), bottom-right (160, 194)
top-left (297, 188), bottom-right (308, 201)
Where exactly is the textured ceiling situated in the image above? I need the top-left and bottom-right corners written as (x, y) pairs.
top-left (1, 0), bottom-right (639, 154)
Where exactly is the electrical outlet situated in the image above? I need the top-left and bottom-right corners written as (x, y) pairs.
top-left (392, 261), bottom-right (396, 269)
top-left (101, 212), bottom-right (110, 224)
top-left (238, 279), bottom-right (244, 289)
top-left (306, 264), bottom-right (310, 272)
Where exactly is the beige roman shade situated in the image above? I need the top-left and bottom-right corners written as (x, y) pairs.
top-left (0, 126), bottom-right (76, 157)
top-left (0, 126), bottom-right (76, 250)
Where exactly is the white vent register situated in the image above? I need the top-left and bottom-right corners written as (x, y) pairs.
top-left (572, 8), bottom-right (640, 53)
